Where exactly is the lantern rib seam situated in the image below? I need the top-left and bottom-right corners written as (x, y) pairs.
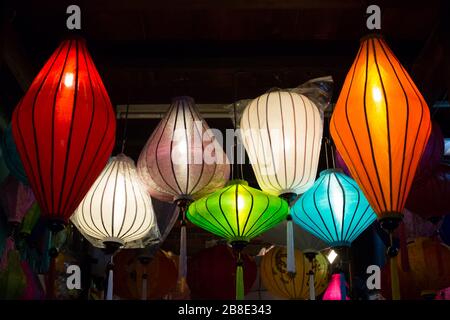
top-left (25, 41), bottom-right (70, 217)
top-left (153, 104), bottom-right (180, 196)
top-left (372, 38), bottom-right (394, 212)
top-left (59, 43), bottom-right (97, 217)
top-left (265, 91), bottom-right (283, 191)
top-left (56, 40), bottom-right (81, 219)
top-left (375, 38), bottom-right (409, 213)
top-left (334, 41), bottom-right (384, 212)
top-left (50, 40), bottom-right (73, 217)
top-left (362, 39), bottom-right (388, 212)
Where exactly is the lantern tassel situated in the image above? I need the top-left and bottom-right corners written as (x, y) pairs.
top-left (286, 215), bottom-right (296, 275)
top-left (236, 255), bottom-right (244, 300)
top-left (309, 271), bottom-right (316, 300)
top-left (179, 222), bottom-right (187, 282)
top-left (106, 257), bottom-right (114, 300)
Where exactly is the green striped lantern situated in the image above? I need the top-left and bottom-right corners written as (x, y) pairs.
top-left (187, 179), bottom-right (288, 299)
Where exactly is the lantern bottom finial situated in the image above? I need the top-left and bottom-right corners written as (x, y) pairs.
top-left (230, 240), bottom-right (249, 252)
top-left (103, 240), bottom-right (123, 255)
top-left (47, 219), bottom-right (66, 233)
top-left (379, 213), bottom-right (403, 232)
top-left (279, 192), bottom-right (297, 206)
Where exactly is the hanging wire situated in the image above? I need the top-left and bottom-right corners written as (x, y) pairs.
top-left (120, 103), bottom-right (130, 154)
top-left (324, 137), bottom-right (330, 170)
top-left (232, 71), bottom-right (246, 181)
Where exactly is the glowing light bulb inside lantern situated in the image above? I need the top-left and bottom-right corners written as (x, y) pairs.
top-left (172, 132), bottom-right (189, 165)
top-left (237, 195), bottom-right (245, 211)
top-left (64, 72), bottom-right (74, 88)
top-left (329, 175), bottom-right (344, 228)
top-left (372, 87), bottom-right (382, 103)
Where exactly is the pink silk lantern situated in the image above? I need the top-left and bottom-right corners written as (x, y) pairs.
top-left (20, 261), bottom-right (45, 300)
top-left (406, 165), bottom-right (450, 221)
top-left (435, 287), bottom-right (450, 300)
top-left (137, 96), bottom-right (230, 288)
top-left (322, 273), bottom-right (350, 300)
top-left (137, 96), bottom-right (230, 203)
top-left (0, 175), bottom-right (35, 224)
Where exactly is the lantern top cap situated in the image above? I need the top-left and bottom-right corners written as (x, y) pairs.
top-left (113, 153), bottom-right (134, 164)
top-left (63, 34), bottom-right (87, 42)
top-left (226, 179), bottom-right (249, 187)
top-left (360, 33), bottom-right (384, 43)
top-left (171, 96), bottom-right (195, 104)
top-left (319, 168), bottom-right (344, 177)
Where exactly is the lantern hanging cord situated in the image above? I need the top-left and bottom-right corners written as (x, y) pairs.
top-left (120, 103), bottom-right (130, 154)
top-left (232, 71), bottom-right (245, 181)
top-left (324, 138), bottom-right (330, 170)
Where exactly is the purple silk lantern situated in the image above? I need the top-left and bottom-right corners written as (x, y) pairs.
top-left (414, 121), bottom-right (444, 182)
top-left (0, 175), bottom-right (35, 224)
top-left (334, 150), bottom-right (351, 176)
top-left (403, 209), bottom-right (442, 242)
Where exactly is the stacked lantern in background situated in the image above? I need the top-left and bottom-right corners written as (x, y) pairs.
top-left (330, 34), bottom-right (431, 300)
top-left (137, 96), bottom-right (230, 294)
top-left (381, 237), bottom-right (450, 299)
top-left (1, 125), bottom-right (28, 184)
top-left (240, 89), bottom-right (324, 274)
top-left (187, 244), bottom-right (257, 300)
top-left (113, 249), bottom-right (178, 300)
top-left (0, 176), bottom-right (35, 227)
top-left (406, 165), bottom-right (450, 222)
top-left (439, 215), bottom-right (450, 246)
top-left (260, 246), bottom-right (329, 300)
top-left (411, 122), bottom-right (444, 183)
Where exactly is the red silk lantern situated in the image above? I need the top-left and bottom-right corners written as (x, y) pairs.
top-left (11, 37), bottom-right (116, 230)
top-left (187, 244), bottom-right (257, 300)
top-left (406, 165), bottom-right (450, 221)
top-left (114, 249), bottom-right (178, 300)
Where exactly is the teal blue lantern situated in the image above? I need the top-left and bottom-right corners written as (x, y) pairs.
top-left (1, 125), bottom-right (27, 184)
top-left (291, 169), bottom-right (376, 247)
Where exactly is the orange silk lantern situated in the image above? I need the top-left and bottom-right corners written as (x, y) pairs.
top-left (330, 34), bottom-right (431, 224)
top-left (330, 34), bottom-right (431, 300)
